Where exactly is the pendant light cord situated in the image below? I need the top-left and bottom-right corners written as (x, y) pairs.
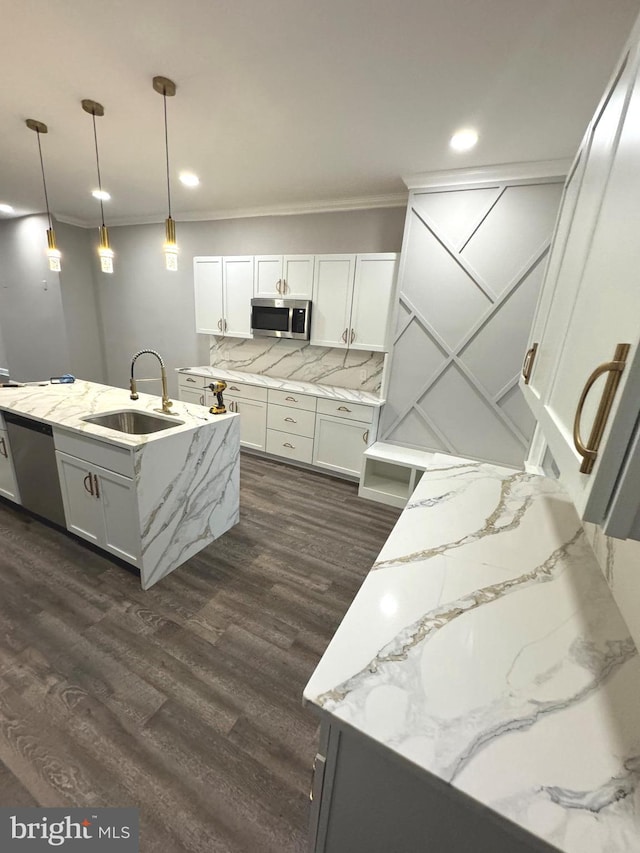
top-left (91, 112), bottom-right (106, 227)
top-left (163, 92), bottom-right (172, 219)
top-left (35, 130), bottom-right (53, 230)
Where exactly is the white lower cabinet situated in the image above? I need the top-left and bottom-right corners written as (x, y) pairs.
top-left (0, 427), bottom-right (20, 503)
top-left (313, 414), bottom-right (372, 477)
top-left (56, 450), bottom-right (140, 565)
top-left (224, 395), bottom-right (267, 451)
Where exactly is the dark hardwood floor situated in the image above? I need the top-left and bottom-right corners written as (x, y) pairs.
top-left (0, 452), bottom-right (400, 852)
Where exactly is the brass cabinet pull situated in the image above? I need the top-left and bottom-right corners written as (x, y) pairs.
top-left (186, 376), bottom-right (196, 383)
top-left (573, 342), bottom-right (630, 475)
top-left (522, 342), bottom-right (538, 385)
top-left (337, 405), bottom-right (351, 413)
top-left (93, 474), bottom-right (100, 499)
top-left (350, 328), bottom-right (355, 344)
top-left (341, 328), bottom-right (348, 344)
top-left (83, 472), bottom-right (94, 496)
top-left (284, 417), bottom-right (296, 423)
top-left (285, 396), bottom-right (298, 402)
top-left (0, 436), bottom-right (6, 459)
top-left (362, 429), bottom-right (369, 444)
top-left (283, 442), bottom-right (294, 448)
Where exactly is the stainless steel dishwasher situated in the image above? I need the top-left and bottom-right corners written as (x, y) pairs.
top-left (4, 412), bottom-right (66, 526)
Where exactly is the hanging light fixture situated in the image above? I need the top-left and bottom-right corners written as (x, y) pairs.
top-left (26, 118), bottom-right (61, 272)
top-left (82, 99), bottom-right (114, 274)
top-left (153, 75), bottom-right (178, 271)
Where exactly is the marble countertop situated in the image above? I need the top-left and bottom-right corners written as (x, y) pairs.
top-left (0, 380), bottom-right (235, 450)
top-left (304, 457), bottom-right (640, 852)
top-left (177, 366), bottom-right (385, 406)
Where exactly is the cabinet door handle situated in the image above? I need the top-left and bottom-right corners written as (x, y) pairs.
top-left (233, 401), bottom-right (239, 412)
top-left (284, 417), bottom-right (296, 423)
top-left (217, 319), bottom-right (222, 331)
top-left (573, 343), bottom-right (630, 475)
top-left (337, 405), bottom-right (351, 413)
top-left (224, 318), bottom-right (228, 332)
top-left (0, 436), bottom-right (6, 459)
top-left (186, 376), bottom-right (196, 383)
top-left (341, 328), bottom-right (348, 343)
top-left (93, 474), bottom-right (100, 499)
top-left (283, 442), bottom-right (294, 448)
top-left (350, 328), bottom-right (355, 344)
top-left (362, 429), bottom-right (369, 444)
top-left (276, 279), bottom-right (281, 294)
top-left (309, 754), bottom-right (321, 802)
top-left (285, 396), bottom-right (298, 402)
top-left (283, 279), bottom-right (288, 293)
top-left (83, 472), bottom-right (94, 496)
top-left (199, 394), bottom-right (204, 405)
top-left (522, 342), bottom-right (538, 385)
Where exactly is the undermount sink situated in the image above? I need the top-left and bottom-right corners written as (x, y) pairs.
top-left (82, 410), bottom-right (184, 434)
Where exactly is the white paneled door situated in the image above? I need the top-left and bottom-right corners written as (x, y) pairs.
top-left (381, 179), bottom-right (563, 467)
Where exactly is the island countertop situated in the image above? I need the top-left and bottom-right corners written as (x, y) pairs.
top-left (304, 458), bottom-right (640, 853)
top-left (0, 379), bottom-right (236, 449)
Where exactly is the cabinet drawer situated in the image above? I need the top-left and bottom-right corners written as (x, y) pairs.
top-left (178, 373), bottom-right (206, 391)
top-left (317, 397), bottom-right (374, 423)
top-left (267, 404), bottom-right (315, 438)
top-left (266, 429), bottom-right (313, 463)
top-left (224, 382), bottom-right (268, 402)
top-left (268, 388), bottom-right (317, 411)
top-left (53, 428), bottom-right (134, 478)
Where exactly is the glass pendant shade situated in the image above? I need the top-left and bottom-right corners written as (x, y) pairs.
top-left (46, 227), bottom-right (61, 272)
top-left (98, 225), bottom-right (114, 274)
top-left (164, 216), bottom-right (178, 271)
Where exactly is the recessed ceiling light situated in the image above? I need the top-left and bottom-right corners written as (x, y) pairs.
top-left (449, 128), bottom-right (479, 152)
top-left (92, 189), bottom-right (111, 201)
top-left (0, 203), bottom-right (15, 214)
top-left (179, 172), bottom-right (200, 187)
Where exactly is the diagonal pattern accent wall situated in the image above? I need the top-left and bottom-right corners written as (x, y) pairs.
top-left (381, 180), bottom-right (563, 467)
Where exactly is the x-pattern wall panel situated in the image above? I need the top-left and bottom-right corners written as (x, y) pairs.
top-left (381, 180), bottom-right (563, 467)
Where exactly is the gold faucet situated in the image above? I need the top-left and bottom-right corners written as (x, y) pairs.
top-left (129, 349), bottom-right (174, 414)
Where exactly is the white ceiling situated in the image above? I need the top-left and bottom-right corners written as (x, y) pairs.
top-left (2, 0), bottom-right (639, 226)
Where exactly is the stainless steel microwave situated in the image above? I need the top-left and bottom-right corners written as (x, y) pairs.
top-left (250, 298), bottom-right (311, 340)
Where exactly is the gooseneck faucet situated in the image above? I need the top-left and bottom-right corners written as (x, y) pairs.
top-left (129, 349), bottom-right (174, 414)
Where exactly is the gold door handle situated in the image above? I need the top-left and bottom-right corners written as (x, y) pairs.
top-left (93, 474), bottom-right (100, 499)
top-left (337, 405), bottom-right (351, 412)
top-left (350, 328), bottom-right (355, 344)
top-left (83, 472), bottom-right (94, 496)
top-left (0, 436), bottom-right (6, 459)
top-left (362, 429), bottom-right (369, 444)
top-left (284, 417), bottom-right (296, 423)
top-left (283, 442), bottom-right (294, 448)
top-left (522, 342), bottom-right (538, 385)
top-left (573, 342), bottom-right (630, 475)
top-left (341, 328), bottom-right (348, 344)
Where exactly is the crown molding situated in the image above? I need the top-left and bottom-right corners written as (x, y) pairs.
top-left (403, 159), bottom-right (571, 191)
top-left (53, 193), bottom-right (409, 229)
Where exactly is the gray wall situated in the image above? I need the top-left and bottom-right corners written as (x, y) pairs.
top-left (0, 214), bottom-right (71, 381)
top-left (97, 207), bottom-right (405, 395)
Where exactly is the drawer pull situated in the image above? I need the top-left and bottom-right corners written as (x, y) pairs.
top-left (83, 472), bottom-right (94, 496)
top-left (285, 396), bottom-right (298, 402)
top-left (337, 405), bottom-right (351, 412)
top-left (283, 442), bottom-right (295, 449)
top-left (522, 342), bottom-right (538, 384)
top-left (573, 343), bottom-right (630, 475)
top-left (362, 429), bottom-right (369, 444)
top-left (284, 417), bottom-right (296, 423)
top-left (229, 386), bottom-right (240, 391)
top-left (186, 377), bottom-right (196, 383)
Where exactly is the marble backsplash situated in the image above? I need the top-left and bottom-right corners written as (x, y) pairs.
top-left (209, 336), bottom-right (385, 393)
top-left (583, 522), bottom-right (640, 652)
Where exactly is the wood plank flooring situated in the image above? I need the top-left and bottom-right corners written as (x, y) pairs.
top-left (0, 452), bottom-right (400, 852)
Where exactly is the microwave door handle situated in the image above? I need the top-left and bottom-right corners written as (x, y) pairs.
top-left (289, 306), bottom-right (294, 334)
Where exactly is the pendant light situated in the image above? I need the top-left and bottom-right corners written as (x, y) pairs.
top-left (26, 119), bottom-right (61, 272)
top-left (82, 99), bottom-right (114, 274)
top-left (153, 75), bottom-right (178, 271)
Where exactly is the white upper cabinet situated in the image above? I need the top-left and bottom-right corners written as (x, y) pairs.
top-left (311, 255), bottom-right (355, 347)
top-left (194, 256), bottom-right (253, 338)
top-left (255, 255), bottom-right (314, 298)
top-left (521, 29), bottom-right (640, 538)
top-left (311, 253), bottom-right (398, 351)
top-left (194, 257), bottom-right (223, 335)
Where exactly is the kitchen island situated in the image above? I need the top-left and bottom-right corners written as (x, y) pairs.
top-left (0, 380), bottom-right (240, 589)
top-left (304, 456), bottom-right (640, 853)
